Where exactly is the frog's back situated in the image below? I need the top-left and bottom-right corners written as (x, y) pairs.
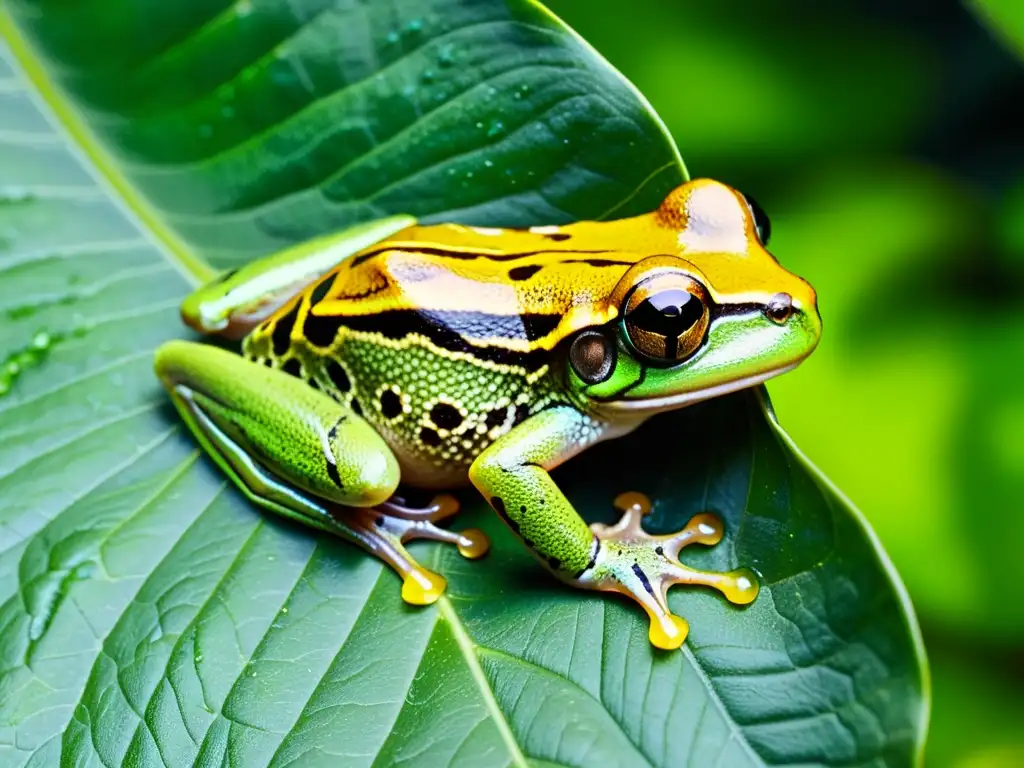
top-left (240, 221), bottom-right (646, 486)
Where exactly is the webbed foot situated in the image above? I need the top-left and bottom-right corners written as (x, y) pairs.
top-left (581, 491), bottom-right (758, 650)
top-left (342, 493), bottom-right (490, 606)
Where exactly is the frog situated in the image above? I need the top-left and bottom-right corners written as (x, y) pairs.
top-left (154, 178), bottom-right (821, 650)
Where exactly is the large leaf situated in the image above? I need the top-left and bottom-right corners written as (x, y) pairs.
top-left (968, 0), bottom-right (1024, 61)
top-left (0, 1), bottom-right (926, 766)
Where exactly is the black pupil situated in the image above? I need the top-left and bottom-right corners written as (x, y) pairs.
top-left (629, 289), bottom-right (703, 357)
top-left (744, 193), bottom-right (771, 245)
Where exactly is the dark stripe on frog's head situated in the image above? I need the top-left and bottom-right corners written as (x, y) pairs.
top-left (412, 310), bottom-right (561, 344)
top-left (349, 244), bottom-right (616, 268)
top-left (302, 308), bottom-right (554, 370)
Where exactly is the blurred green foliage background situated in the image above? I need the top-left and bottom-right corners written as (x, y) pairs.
top-left (544, 1), bottom-right (1024, 765)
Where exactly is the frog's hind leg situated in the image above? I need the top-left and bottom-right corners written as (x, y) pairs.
top-left (154, 339), bottom-right (482, 604)
top-left (180, 215), bottom-right (416, 338)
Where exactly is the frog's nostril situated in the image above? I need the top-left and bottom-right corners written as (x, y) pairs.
top-left (765, 293), bottom-right (793, 324)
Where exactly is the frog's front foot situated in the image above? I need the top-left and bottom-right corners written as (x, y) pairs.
top-left (347, 493), bottom-right (490, 606)
top-left (579, 491), bottom-right (758, 650)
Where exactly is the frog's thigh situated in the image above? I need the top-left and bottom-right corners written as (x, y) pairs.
top-left (181, 214), bottom-right (416, 337)
top-left (155, 340), bottom-right (400, 508)
top-left (155, 340), bottom-right (482, 604)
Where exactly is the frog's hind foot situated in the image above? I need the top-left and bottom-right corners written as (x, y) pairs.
top-left (377, 493), bottom-right (489, 560)
top-left (582, 492), bottom-right (759, 651)
top-left (343, 496), bottom-right (489, 606)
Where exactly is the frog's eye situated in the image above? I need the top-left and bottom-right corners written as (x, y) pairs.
top-left (743, 193), bottom-right (772, 246)
top-left (622, 273), bottom-right (710, 364)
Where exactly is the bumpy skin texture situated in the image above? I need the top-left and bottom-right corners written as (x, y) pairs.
top-left (243, 333), bottom-right (576, 489)
top-left (158, 178), bottom-right (822, 647)
top-left (469, 407), bottom-right (605, 577)
top-left (157, 340), bottom-right (399, 507)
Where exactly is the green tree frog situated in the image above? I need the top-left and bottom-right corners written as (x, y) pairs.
top-left (155, 178), bottom-right (821, 649)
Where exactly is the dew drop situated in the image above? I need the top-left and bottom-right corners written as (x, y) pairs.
top-left (386, 29), bottom-right (400, 44)
top-left (421, 69), bottom-right (435, 84)
top-left (31, 330), bottom-right (51, 350)
top-left (487, 120), bottom-right (504, 137)
top-left (0, 328), bottom-right (66, 398)
top-left (484, 159), bottom-right (494, 168)
top-left (16, 350), bottom-right (38, 367)
top-left (437, 44), bottom-right (455, 67)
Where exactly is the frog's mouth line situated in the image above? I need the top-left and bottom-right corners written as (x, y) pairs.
top-left (592, 361), bottom-right (800, 415)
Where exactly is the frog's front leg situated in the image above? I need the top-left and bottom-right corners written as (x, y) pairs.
top-left (469, 407), bottom-right (758, 650)
top-left (155, 340), bottom-right (486, 605)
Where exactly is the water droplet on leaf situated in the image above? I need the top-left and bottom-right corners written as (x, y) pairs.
top-left (437, 44), bottom-right (455, 67)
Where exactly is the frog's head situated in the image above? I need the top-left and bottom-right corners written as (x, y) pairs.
top-left (566, 178), bottom-right (821, 418)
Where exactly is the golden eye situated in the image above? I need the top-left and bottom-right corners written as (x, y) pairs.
top-left (623, 273), bottom-right (710, 363)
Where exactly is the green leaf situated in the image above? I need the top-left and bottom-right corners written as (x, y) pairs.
top-left (767, 161), bottom-right (1024, 640)
top-left (968, 0), bottom-right (1024, 61)
top-left (0, 1), bottom-right (926, 766)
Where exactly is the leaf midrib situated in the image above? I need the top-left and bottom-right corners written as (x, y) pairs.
top-left (0, 6), bottom-right (213, 287)
top-left (437, 598), bottom-right (529, 768)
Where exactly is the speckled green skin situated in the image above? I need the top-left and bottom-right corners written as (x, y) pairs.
top-left (236, 322), bottom-right (608, 579)
top-left (241, 333), bottom-right (580, 487)
top-left (156, 340), bottom-right (400, 508)
top-left (469, 406), bottom-right (604, 575)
